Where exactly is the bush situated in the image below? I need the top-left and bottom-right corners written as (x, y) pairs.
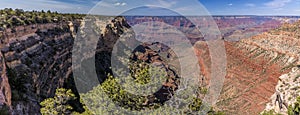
top-left (0, 105), bottom-right (10, 115)
top-left (0, 8), bottom-right (85, 29)
top-left (81, 66), bottom-right (224, 114)
top-left (40, 88), bottom-right (76, 115)
top-left (261, 110), bottom-right (282, 115)
top-left (288, 96), bottom-right (300, 115)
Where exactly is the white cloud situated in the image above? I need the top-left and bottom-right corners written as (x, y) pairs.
top-left (121, 3), bottom-right (127, 6)
top-left (245, 3), bottom-right (255, 7)
top-left (114, 2), bottom-right (127, 6)
top-left (228, 3), bottom-right (233, 6)
top-left (264, 0), bottom-right (292, 8)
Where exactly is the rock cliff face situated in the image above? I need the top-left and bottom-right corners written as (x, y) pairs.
top-left (74, 16), bottom-right (181, 106)
top-left (0, 51), bottom-right (12, 110)
top-left (0, 21), bottom-right (79, 114)
top-left (264, 67), bottom-right (300, 114)
top-left (212, 21), bottom-right (300, 114)
top-left (213, 42), bottom-right (293, 114)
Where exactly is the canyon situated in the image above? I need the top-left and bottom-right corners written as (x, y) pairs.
top-left (0, 14), bottom-right (299, 114)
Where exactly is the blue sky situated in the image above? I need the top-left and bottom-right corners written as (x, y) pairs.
top-left (1, 0), bottom-right (300, 15)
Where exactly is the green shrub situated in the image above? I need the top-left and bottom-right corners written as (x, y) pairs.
top-left (40, 88), bottom-right (76, 115)
top-left (288, 96), bottom-right (300, 115)
top-left (0, 105), bottom-right (10, 115)
top-left (261, 110), bottom-right (282, 115)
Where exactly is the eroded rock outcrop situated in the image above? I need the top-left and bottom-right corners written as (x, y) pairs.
top-left (213, 20), bottom-right (300, 114)
top-left (0, 21), bottom-right (80, 114)
top-left (0, 51), bottom-right (12, 111)
top-left (264, 67), bottom-right (300, 114)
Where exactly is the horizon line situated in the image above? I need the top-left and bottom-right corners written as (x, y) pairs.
top-left (1, 8), bottom-right (300, 17)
